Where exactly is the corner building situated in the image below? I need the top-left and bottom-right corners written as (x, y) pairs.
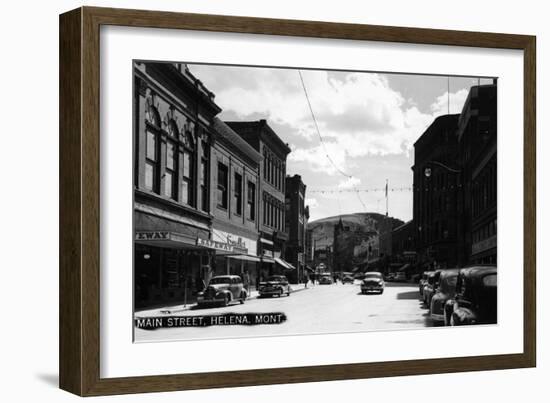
top-left (133, 62), bottom-right (220, 308)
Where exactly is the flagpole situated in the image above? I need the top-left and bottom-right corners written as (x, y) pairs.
top-left (385, 179), bottom-right (388, 217)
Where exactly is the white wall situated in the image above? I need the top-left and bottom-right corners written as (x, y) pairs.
top-left (0, 0), bottom-right (546, 401)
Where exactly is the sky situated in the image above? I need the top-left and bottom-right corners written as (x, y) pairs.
top-left (188, 63), bottom-right (494, 223)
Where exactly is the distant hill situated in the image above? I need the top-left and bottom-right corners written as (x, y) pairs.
top-left (308, 212), bottom-right (403, 250)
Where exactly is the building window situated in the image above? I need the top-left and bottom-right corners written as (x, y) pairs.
top-left (217, 162), bottom-right (228, 209)
top-left (164, 141), bottom-right (177, 199)
top-left (247, 182), bottom-right (255, 221)
top-left (145, 130), bottom-right (159, 192)
top-left (181, 150), bottom-right (193, 205)
top-left (201, 141), bottom-right (209, 212)
top-left (234, 173), bottom-right (243, 216)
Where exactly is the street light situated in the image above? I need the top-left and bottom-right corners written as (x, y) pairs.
top-left (424, 160), bottom-right (461, 177)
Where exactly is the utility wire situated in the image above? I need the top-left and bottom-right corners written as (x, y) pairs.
top-left (298, 70), bottom-right (368, 211)
top-left (298, 70), bottom-right (352, 179)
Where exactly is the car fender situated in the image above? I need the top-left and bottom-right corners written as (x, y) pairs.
top-left (430, 293), bottom-right (445, 315)
top-left (452, 307), bottom-right (477, 325)
top-left (217, 289), bottom-right (232, 300)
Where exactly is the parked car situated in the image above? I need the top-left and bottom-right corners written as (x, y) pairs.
top-left (393, 272), bottom-right (407, 282)
top-left (360, 272), bottom-right (385, 294)
top-left (354, 273), bottom-right (367, 281)
top-left (258, 275), bottom-right (291, 297)
top-left (429, 269), bottom-right (459, 323)
top-left (422, 271), bottom-right (440, 307)
top-left (319, 274), bottom-right (334, 285)
top-left (445, 266), bottom-right (497, 326)
top-left (419, 271), bottom-right (434, 298)
top-left (342, 274), bottom-right (355, 284)
top-left (197, 275), bottom-right (247, 307)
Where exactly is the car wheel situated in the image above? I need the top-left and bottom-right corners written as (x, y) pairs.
top-left (240, 292), bottom-right (245, 304)
top-left (379, 290), bottom-right (384, 294)
top-left (222, 294), bottom-right (229, 307)
top-left (450, 314), bottom-right (456, 326)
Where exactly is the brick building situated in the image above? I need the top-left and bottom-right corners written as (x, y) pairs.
top-left (226, 120), bottom-right (293, 282)
top-left (210, 118), bottom-right (262, 288)
top-left (457, 84), bottom-right (497, 264)
top-left (412, 114), bottom-right (462, 270)
top-left (285, 174), bottom-right (308, 283)
top-left (133, 62), bottom-right (221, 308)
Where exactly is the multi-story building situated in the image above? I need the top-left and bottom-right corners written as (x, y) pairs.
top-left (457, 84), bottom-right (497, 264)
top-left (133, 62), bottom-right (221, 308)
top-left (285, 174), bottom-right (308, 283)
top-left (412, 114), bottom-right (462, 270)
top-left (305, 228), bottom-right (314, 269)
top-left (390, 220), bottom-right (417, 275)
top-left (226, 120), bottom-right (292, 281)
top-left (210, 118), bottom-right (262, 288)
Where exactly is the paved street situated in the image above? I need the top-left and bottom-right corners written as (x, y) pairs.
top-left (134, 281), bottom-right (433, 342)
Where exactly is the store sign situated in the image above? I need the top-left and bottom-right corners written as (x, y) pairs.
top-left (196, 237), bottom-right (236, 252)
top-left (136, 231), bottom-right (169, 240)
top-left (212, 229), bottom-right (256, 255)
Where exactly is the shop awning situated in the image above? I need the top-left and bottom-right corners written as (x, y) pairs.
top-left (135, 230), bottom-right (211, 250)
top-left (274, 257), bottom-right (295, 270)
top-left (261, 256), bottom-right (275, 264)
top-left (305, 265), bottom-right (315, 272)
top-left (226, 254), bottom-right (261, 263)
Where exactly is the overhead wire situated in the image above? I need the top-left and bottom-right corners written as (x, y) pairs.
top-left (298, 70), bottom-right (368, 212)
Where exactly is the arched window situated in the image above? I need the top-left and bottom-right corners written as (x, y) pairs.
top-left (144, 105), bottom-right (161, 193)
top-left (181, 125), bottom-right (195, 206)
top-left (163, 120), bottom-right (178, 200)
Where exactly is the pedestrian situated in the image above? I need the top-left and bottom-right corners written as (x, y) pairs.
top-left (304, 273), bottom-right (308, 289)
top-left (195, 272), bottom-right (205, 294)
top-left (243, 270), bottom-right (250, 292)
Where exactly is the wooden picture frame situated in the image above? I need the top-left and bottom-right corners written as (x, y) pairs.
top-left (59, 6), bottom-right (536, 396)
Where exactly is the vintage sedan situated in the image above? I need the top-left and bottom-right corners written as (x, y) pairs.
top-left (319, 274), bottom-right (334, 285)
top-left (258, 275), bottom-right (291, 297)
top-left (422, 271), bottom-right (440, 308)
top-left (360, 272), bottom-right (385, 294)
top-left (197, 275), bottom-right (247, 307)
top-left (342, 274), bottom-right (355, 284)
top-left (393, 272), bottom-right (407, 282)
top-left (445, 266), bottom-right (497, 326)
top-left (419, 271), bottom-right (434, 298)
top-left (429, 269), bottom-right (459, 323)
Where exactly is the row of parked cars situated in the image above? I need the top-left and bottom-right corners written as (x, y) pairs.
top-left (419, 265), bottom-right (497, 326)
top-left (197, 274), bottom-right (293, 307)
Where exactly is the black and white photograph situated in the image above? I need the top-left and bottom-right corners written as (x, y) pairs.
top-left (133, 61), bottom-right (497, 342)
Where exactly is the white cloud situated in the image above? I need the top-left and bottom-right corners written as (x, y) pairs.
top-left (191, 65), bottom-right (472, 178)
top-left (430, 89), bottom-right (470, 116)
top-left (305, 198), bottom-right (319, 208)
top-left (337, 177), bottom-right (361, 189)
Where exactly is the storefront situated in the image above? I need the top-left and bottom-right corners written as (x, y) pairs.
top-left (209, 228), bottom-right (262, 290)
top-left (135, 230), bottom-right (214, 309)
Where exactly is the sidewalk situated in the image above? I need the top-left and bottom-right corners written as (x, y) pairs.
top-left (136, 283), bottom-right (311, 317)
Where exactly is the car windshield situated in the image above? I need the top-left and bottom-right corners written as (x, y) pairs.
top-left (209, 277), bottom-right (231, 284)
top-left (267, 276), bottom-right (285, 282)
top-left (440, 275), bottom-right (458, 292)
top-left (365, 273), bottom-right (382, 280)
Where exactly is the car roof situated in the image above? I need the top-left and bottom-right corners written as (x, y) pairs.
top-left (212, 275), bottom-right (241, 279)
top-left (439, 269), bottom-right (460, 277)
top-left (459, 266), bottom-right (497, 277)
top-left (364, 272), bottom-right (382, 275)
